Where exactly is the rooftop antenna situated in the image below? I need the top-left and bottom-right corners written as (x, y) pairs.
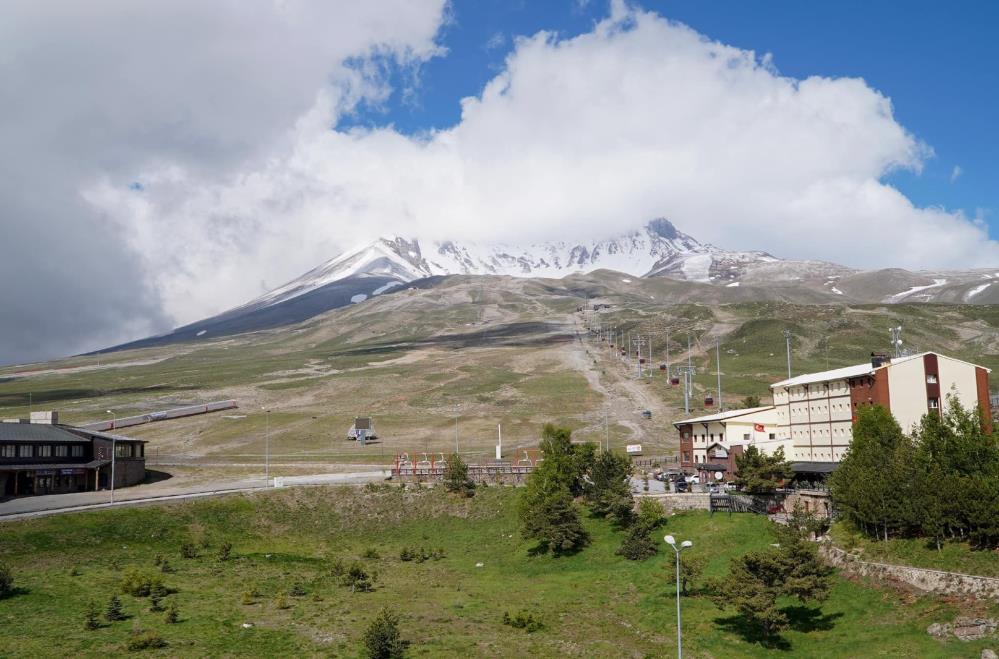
top-left (889, 325), bottom-right (903, 359)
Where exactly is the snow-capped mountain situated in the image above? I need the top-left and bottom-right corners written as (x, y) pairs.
top-left (247, 219), bottom-right (780, 310)
top-left (106, 218), bottom-right (999, 352)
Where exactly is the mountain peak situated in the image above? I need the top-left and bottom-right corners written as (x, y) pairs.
top-left (646, 218), bottom-right (680, 240)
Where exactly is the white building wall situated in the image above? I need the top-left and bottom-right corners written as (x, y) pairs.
top-left (938, 355), bottom-right (980, 414)
top-left (887, 358), bottom-right (928, 433)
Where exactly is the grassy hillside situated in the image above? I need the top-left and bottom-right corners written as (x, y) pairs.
top-left (0, 275), bottom-right (995, 473)
top-left (0, 487), bottom-right (992, 657)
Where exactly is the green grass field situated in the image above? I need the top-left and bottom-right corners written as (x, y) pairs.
top-left (0, 487), bottom-right (993, 657)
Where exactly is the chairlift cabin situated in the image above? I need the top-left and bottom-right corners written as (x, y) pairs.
top-left (639, 358), bottom-right (646, 364)
top-left (670, 376), bottom-right (680, 385)
top-left (704, 396), bottom-right (714, 407)
top-left (659, 364), bottom-right (667, 371)
top-left (620, 349), bottom-right (627, 356)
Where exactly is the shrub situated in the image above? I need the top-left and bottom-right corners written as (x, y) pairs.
top-left (127, 630), bottom-right (167, 651)
top-left (149, 593), bottom-right (164, 613)
top-left (0, 562), bottom-right (13, 598)
top-left (217, 541), bottom-right (233, 562)
top-left (340, 563), bottom-right (375, 592)
top-left (241, 588), bottom-right (259, 605)
top-left (330, 558), bottom-right (346, 577)
top-left (84, 601), bottom-right (100, 630)
top-left (275, 594), bottom-right (291, 610)
top-left (159, 560), bottom-right (175, 574)
top-left (105, 595), bottom-right (126, 622)
top-left (501, 610), bottom-right (543, 632)
top-left (289, 582), bottom-right (308, 597)
top-left (443, 453), bottom-right (475, 497)
top-left (399, 547), bottom-right (415, 562)
top-left (180, 542), bottom-right (198, 559)
top-left (69, 566), bottom-right (81, 577)
top-left (362, 547), bottom-right (380, 560)
top-left (363, 608), bottom-right (409, 658)
top-left (120, 569), bottom-right (165, 598)
top-left (165, 603), bottom-right (179, 624)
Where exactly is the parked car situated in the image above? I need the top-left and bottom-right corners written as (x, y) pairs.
top-left (674, 479), bottom-right (688, 493)
top-left (707, 484), bottom-right (721, 494)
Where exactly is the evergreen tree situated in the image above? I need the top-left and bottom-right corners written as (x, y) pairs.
top-left (519, 485), bottom-right (590, 556)
top-left (105, 594), bottom-right (125, 622)
top-left (0, 561), bottom-right (12, 598)
top-left (586, 450), bottom-right (634, 526)
top-left (616, 499), bottom-right (665, 561)
top-left (84, 601), bottom-right (100, 630)
top-left (442, 453), bottom-right (475, 497)
top-left (733, 446), bottom-right (791, 494)
top-left (741, 395), bottom-right (762, 408)
top-left (363, 608), bottom-right (409, 659)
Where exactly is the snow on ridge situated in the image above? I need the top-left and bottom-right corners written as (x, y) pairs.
top-left (886, 279), bottom-right (947, 303)
top-left (965, 282), bottom-right (993, 301)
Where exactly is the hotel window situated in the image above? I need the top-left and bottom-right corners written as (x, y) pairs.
top-left (18, 445), bottom-right (32, 458)
top-left (37, 445), bottom-right (51, 457)
top-left (743, 433), bottom-right (750, 440)
top-left (926, 374), bottom-right (938, 384)
top-left (54, 445), bottom-right (68, 457)
top-left (928, 398), bottom-right (939, 410)
top-left (115, 444), bottom-right (131, 458)
top-left (0, 445), bottom-right (14, 458)
top-left (71, 445), bottom-right (84, 457)
top-left (769, 433), bottom-right (776, 440)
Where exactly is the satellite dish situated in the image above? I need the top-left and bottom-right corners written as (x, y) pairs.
top-left (714, 471), bottom-right (723, 481)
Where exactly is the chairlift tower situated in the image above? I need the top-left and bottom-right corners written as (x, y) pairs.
top-left (634, 335), bottom-right (646, 377)
top-left (673, 365), bottom-right (697, 415)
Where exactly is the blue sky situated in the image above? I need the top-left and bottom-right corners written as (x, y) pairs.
top-left (348, 0), bottom-right (999, 236)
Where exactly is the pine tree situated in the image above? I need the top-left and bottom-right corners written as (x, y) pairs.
top-left (586, 450), bottom-right (634, 526)
top-left (733, 446), bottom-right (791, 494)
top-left (442, 453), bottom-right (474, 497)
top-left (362, 608), bottom-right (408, 658)
top-left (105, 594), bottom-right (125, 622)
top-left (84, 601), bottom-right (100, 630)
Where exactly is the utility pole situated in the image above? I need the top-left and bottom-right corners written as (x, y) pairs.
top-left (783, 329), bottom-right (793, 379)
top-left (716, 338), bottom-right (723, 411)
top-left (107, 410), bottom-right (116, 503)
top-left (604, 409), bottom-right (609, 451)
top-left (455, 413), bottom-right (460, 455)
top-left (665, 329), bottom-right (670, 377)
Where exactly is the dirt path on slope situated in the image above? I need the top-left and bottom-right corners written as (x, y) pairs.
top-left (562, 318), bottom-right (675, 452)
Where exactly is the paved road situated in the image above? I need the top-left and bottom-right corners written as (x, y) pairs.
top-left (0, 469), bottom-right (391, 521)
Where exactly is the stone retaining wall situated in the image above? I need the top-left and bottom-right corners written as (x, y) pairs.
top-left (821, 544), bottom-right (999, 600)
top-left (638, 493), bottom-right (712, 512)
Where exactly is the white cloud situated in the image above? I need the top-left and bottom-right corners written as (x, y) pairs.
top-left (951, 165), bottom-right (963, 182)
top-left (36, 3), bottom-right (999, 339)
top-left (0, 0), bottom-right (448, 362)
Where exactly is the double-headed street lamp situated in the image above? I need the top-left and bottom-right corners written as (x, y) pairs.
top-left (261, 407), bottom-right (271, 485)
top-left (665, 534), bottom-right (693, 658)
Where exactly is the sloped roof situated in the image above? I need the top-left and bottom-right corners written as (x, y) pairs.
top-left (771, 351), bottom-right (991, 390)
top-left (0, 423), bottom-right (90, 443)
top-left (673, 406), bottom-right (774, 428)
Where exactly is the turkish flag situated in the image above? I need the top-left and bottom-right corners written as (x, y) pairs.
top-left (754, 423), bottom-right (765, 432)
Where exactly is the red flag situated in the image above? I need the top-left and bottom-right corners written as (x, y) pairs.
top-left (754, 423), bottom-right (765, 432)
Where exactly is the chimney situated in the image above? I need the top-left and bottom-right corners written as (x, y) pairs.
top-left (29, 410), bottom-right (59, 425)
top-left (870, 352), bottom-right (890, 369)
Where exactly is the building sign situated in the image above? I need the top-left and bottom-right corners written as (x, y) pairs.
top-left (60, 468), bottom-right (86, 475)
top-left (754, 423), bottom-right (765, 432)
top-left (625, 444), bottom-right (643, 454)
top-left (35, 469), bottom-right (55, 476)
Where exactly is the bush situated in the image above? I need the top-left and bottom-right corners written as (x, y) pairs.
top-left (443, 452), bottom-right (475, 497)
top-left (275, 594), bottom-right (291, 610)
top-left (0, 562), bottom-right (13, 598)
top-left (241, 588), bottom-right (259, 605)
top-left (399, 546), bottom-right (445, 563)
top-left (105, 595), bottom-right (126, 622)
top-left (340, 563), bottom-right (375, 592)
top-left (616, 526), bottom-right (659, 561)
top-left (362, 547), bottom-right (381, 560)
top-left (289, 581), bottom-right (308, 597)
top-left (363, 608), bottom-right (409, 658)
top-left (180, 542), bottom-right (198, 559)
top-left (165, 603), bottom-right (179, 624)
top-left (120, 569), bottom-right (166, 598)
top-left (501, 610), bottom-right (543, 632)
top-left (217, 541), bottom-right (233, 562)
top-left (159, 560), bottom-right (175, 574)
top-left (127, 630), bottom-right (167, 651)
top-left (149, 593), bottom-right (164, 612)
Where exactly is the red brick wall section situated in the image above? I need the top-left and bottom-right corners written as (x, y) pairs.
top-left (924, 354), bottom-right (941, 416)
top-left (976, 367), bottom-right (993, 434)
top-left (872, 368), bottom-right (891, 409)
top-left (678, 423), bottom-right (693, 468)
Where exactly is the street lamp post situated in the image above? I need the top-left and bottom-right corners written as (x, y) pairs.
top-left (665, 534), bottom-right (693, 659)
top-left (261, 408), bottom-right (271, 485)
top-left (106, 410), bottom-right (116, 504)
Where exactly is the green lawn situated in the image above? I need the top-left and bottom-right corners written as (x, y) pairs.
top-left (0, 488), bottom-right (992, 657)
top-left (830, 521), bottom-right (999, 579)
